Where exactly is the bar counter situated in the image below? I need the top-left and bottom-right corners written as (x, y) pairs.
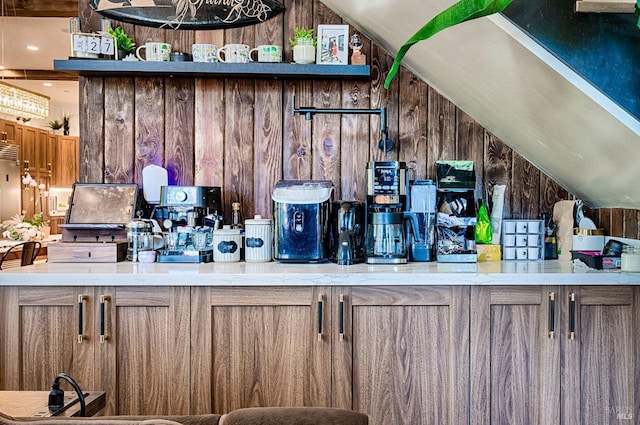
top-left (1, 260), bottom-right (640, 286)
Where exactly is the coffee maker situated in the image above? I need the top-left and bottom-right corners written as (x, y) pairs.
top-left (364, 161), bottom-right (419, 264)
top-left (154, 186), bottom-right (222, 263)
top-left (327, 201), bottom-right (365, 265)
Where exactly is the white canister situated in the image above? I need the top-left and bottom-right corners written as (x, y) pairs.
top-left (212, 225), bottom-right (242, 262)
top-left (244, 215), bottom-right (273, 263)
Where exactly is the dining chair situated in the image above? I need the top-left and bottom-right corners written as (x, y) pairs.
top-left (0, 241), bottom-right (42, 270)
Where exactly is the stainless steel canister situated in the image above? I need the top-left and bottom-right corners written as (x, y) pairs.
top-left (244, 215), bottom-right (273, 262)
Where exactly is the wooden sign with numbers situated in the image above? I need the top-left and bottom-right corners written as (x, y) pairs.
top-left (70, 33), bottom-right (115, 58)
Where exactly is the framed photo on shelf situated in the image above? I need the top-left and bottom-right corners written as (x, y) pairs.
top-left (316, 24), bottom-right (349, 65)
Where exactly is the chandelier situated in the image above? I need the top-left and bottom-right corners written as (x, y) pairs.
top-left (0, 81), bottom-right (50, 119)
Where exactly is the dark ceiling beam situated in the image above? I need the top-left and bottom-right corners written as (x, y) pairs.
top-left (0, 69), bottom-right (78, 80)
top-left (2, 0), bottom-right (78, 18)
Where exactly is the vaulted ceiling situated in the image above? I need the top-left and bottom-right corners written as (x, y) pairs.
top-left (321, 0), bottom-right (640, 209)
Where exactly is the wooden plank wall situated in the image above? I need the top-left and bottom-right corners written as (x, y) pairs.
top-left (77, 0), bottom-right (639, 239)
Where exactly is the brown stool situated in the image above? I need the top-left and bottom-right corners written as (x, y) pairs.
top-left (219, 407), bottom-right (368, 425)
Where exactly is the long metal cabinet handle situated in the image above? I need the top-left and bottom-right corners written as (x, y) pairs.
top-left (99, 295), bottom-right (110, 343)
top-left (77, 295), bottom-right (87, 343)
top-left (317, 294), bottom-right (323, 342)
top-left (339, 294), bottom-right (345, 341)
top-left (548, 292), bottom-right (555, 339)
top-left (569, 292), bottom-right (576, 340)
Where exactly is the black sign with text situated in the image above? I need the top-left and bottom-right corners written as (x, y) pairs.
top-left (90, 0), bottom-right (285, 30)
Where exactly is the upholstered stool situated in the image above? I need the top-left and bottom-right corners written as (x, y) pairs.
top-left (219, 407), bottom-right (368, 425)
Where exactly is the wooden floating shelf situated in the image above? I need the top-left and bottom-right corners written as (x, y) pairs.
top-left (53, 59), bottom-right (371, 80)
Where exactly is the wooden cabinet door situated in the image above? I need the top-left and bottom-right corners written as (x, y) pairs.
top-left (190, 286), bottom-right (331, 414)
top-left (0, 119), bottom-right (19, 141)
top-left (0, 287), bottom-right (95, 392)
top-left (94, 286), bottom-right (191, 416)
top-left (333, 286), bottom-right (469, 425)
top-left (52, 136), bottom-right (79, 187)
top-left (470, 286), bottom-right (560, 425)
top-left (560, 286), bottom-right (640, 425)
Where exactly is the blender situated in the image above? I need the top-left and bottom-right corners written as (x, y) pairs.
top-left (408, 180), bottom-right (437, 262)
top-left (364, 161), bottom-right (419, 264)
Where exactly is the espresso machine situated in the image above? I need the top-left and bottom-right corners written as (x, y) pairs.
top-left (364, 161), bottom-right (419, 264)
top-left (154, 185), bottom-right (223, 263)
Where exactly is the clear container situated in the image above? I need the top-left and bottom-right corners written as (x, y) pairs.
top-left (621, 245), bottom-right (640, 272)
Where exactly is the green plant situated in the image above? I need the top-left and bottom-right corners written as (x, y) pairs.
top-left (384, 0), bottom-right (513, 88)
top-left (108, 26), bottom-right (136, 53)
top-left (62, 113), bottom-right (70, 135)
top-left (289, 27), bottom-right (317, 48)
top-left (48, 120), bottom-right (63, 130)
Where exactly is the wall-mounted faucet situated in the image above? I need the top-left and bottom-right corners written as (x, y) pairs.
top-left (291, 95), bottom-right (393, 153)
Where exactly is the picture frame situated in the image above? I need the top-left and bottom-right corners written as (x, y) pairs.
top-left (316, 24), bottom-right (349, 65)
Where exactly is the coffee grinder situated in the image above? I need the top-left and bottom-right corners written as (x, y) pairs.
top-left (364, 161), bottom-right (419, 264)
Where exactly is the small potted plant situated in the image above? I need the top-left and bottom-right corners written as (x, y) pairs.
top-left (290, 27), bottom-right (316, 64)
top-left (108, 26), bottom-right (136, 59)
top-left (62, 114), bottom-right (70, 136)
top-left (48, 119), bottom-right (63, 133)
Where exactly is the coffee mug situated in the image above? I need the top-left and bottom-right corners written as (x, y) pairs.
top-left (192, 44), bottom-right (218, 63)
top-left (250, 45), bottom-right (282, 63)
top-left (136, 42), bottom-right (172, 62)
top-left (217, 44), bottom-right (252, 63)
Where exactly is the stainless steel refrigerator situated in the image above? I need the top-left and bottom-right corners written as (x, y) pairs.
top-left (0, 142), bottom-right (22, 221)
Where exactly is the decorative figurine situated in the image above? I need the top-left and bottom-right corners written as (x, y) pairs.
top-left (349, 33), bottom-right (366, 65)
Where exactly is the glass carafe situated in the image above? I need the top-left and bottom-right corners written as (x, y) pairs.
top-left (365, 212), bottom-right (408, 259)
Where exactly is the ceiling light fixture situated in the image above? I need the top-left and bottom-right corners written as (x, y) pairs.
top-left (0, 81), bottom-right (50, 119)
top-left (0, 0), bottom-right (50, 119)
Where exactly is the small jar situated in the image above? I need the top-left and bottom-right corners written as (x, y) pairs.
top-left (244, 215), bottom-right (273, 263)
top-left (621, 245), bottom-right (640, 272)
top-left (212, 225), bottom-right (242, 262)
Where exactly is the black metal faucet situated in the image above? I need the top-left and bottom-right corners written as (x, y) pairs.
top-left (291, 95), bottom-right (393, 153)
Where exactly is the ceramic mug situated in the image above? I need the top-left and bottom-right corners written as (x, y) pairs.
top-left (250, 45), bottom-right (282, 63)
top-left (217, 44), bottom-right (252, 63)
top-left (192, 43), bottom-right (218, 63)
top-left (136, 42), bottom-right (172, 62)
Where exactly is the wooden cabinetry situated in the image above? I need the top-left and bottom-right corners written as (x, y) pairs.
top-left (0, 118), bottom-right (21, 142)
top-left (335, 286), bottom-right (469, 425)
top-left (0, 286), bottom-right (190, 417)
top-left (50, 135), bottom-right (78, 187)
top-left (470, 285), bottom-right (640, 425)
top-left (560, 286), bottom-right (639, 425)
top-left (2, 284), bottom-right (637, 422)
top-left (49, 217), bottom-right (65, 235)
top-left (470, 286), bottom-right (559, 425)
top-left (190, 286), bottom-right (331, 414)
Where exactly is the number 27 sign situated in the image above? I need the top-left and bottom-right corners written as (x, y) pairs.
top-left (71, 33), bottom-right (115, 58)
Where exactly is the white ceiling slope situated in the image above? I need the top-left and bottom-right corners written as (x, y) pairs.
top-left (321, 0), bottom-right (640, 209)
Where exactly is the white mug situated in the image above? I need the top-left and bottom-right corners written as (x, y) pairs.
top-left (250, 45), bottom-right (282, 63)
top-left (192, 44), bottom-right (218, 63)
top-left (217, 44), bottom-right (252, 63)
top-left (136, 42), bottom-right (171, 62)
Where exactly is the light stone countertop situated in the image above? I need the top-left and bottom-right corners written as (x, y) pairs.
top-left (1, 260), bottom-right (640, 286)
